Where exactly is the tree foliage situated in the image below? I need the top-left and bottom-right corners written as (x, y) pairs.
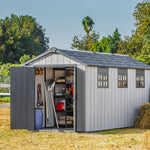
top-left (0, 14), bottom-right (49, 63)
top-left (93, 28), bottom-right (121, 53)
top-left (134, 54), bottom-right (150, 65)
top-left (93, 36), bottom-right (110, 52)
top-left (71, 16), bottom-right (99, 51)
top-left (19, 54), bottom-right (35, 64)
top-left (71, 31), bottom-right (99, 51)
top-left (133, 0), bottom-right (150, 53)
top-left (0, 63), bottom-right (20, 84)
top-left (71, 16), bottom-right (121, 52)
top-left (118, 0), bottom-right (150, 64)
top-left (82, 16), bottom-right (95, 36)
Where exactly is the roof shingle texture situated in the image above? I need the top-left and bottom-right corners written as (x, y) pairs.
top-left (57, 49), bottom-right (150, 69)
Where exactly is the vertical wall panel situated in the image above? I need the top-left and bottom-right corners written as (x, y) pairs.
top-left (51, 54), bottom-right (57, 64)
top-left (39, 57), bottom-right (46, 64)
top-left (85, 67), bottom-right (91, 131)
top-left (90, 67), bottom-right (95, 130)
top-left (63, 56), bottom-right (71, 64)
top-left (76, 65), bottom-right (86, 131)
top-left (45, 54), bottom-right (52, 64)
top-left (94, 68), bottom-right (98, 130)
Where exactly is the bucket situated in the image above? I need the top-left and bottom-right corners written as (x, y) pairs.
top-left (35, 108), bottom-right (43, 130)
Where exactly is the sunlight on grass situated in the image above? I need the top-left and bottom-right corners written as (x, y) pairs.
top-left (0, 107), bottom-right (149, 149)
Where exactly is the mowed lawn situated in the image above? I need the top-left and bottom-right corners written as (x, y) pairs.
top-left (0, 107), bottom-right (150, 150)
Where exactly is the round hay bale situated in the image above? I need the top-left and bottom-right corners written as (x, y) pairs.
top-left (134, 116), bottom-right (141, 128)
top-left (140, 103), bottom-right (150, 117)
top-left (140, 109), bottom-right (150, 129)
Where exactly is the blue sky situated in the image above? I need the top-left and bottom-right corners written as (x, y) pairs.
top-left (0, 0), bottom-right (143, 49)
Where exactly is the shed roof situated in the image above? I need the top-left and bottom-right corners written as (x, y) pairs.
top-left (23, 47), bottom-right (150, 69)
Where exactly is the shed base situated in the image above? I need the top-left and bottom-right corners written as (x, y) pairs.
top-left (39, 127), bottom-right (74, 133)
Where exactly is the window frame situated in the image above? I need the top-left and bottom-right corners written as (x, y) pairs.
top-left (136, 70), bottom-right (145, 88)
top-left (97, 67), bottom-right (109, 88)
top-left (118, 68), bottom-right (128, 88)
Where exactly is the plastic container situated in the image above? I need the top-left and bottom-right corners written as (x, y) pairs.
top-left (56, 100), bottom-right (65, 110)
top-left (35, 108), bottom-right (43, 130)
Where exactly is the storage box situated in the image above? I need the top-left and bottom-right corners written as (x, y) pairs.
top-left (58, 120), bottom-right (73, 125)
top-left (60, 116), bottom-right (73, 121)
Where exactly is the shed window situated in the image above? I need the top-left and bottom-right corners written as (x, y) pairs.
top-left (136, 70), bottom-right (145, 88)
top-left (118, 69), bottom-right (128, 88)
top-left (97, 68), bottom-right (108, 88)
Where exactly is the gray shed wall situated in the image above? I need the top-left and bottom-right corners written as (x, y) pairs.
top-left (85, 67), bottom-right (150, 131)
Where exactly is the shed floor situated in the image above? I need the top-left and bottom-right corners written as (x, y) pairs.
top-left (39, 127), bottom-right (74, 133)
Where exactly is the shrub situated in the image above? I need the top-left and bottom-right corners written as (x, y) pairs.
top-left (0, 97), bottom-right (10, 102)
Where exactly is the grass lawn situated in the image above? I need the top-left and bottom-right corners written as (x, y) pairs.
top-left (0, 107), bottom-right (150, 149)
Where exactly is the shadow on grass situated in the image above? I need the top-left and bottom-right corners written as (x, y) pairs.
top-left (91, 127), bottom-right (150, 135)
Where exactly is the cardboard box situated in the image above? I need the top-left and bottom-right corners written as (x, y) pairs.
top-left (58, 120), bottom-right (72, 125)
top-left (60, 116), bottom-right (73, 121)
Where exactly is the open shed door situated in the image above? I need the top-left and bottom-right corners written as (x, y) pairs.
top-left (11, 67), bottom-right (35, 130)
top-left (76, 67), bottom-right (85, 132)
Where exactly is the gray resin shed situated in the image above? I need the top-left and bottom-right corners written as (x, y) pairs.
top-left (11, 47), bottom-right (150, 132)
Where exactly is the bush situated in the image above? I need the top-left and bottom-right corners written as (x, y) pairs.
top-left (0, 97), bottom-right (10, 102)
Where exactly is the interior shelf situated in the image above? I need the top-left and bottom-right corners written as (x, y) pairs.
top-left (55, 82), bottom-right (65, 84)
top-left (54, 95), bottom-right (65, 98)
top-left (54, 67), bottom-right (74, 128)
top-left (56, 110), bottom-right (65, 112)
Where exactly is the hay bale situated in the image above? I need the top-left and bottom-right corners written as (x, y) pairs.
top-left (140, 103), bottom-right (150, 117)
top-left (140, 109), bottom-right (150, 129)
top-left (134, 116), bottom-right (141, 128)
top-left (134, 103), bottom-right (150, 129)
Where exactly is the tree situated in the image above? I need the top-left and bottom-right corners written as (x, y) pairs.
top-left (93, 36), bottom-right (110, 52)
top-left (133, 0), bottom-right (150, 53)
top-left (19, 54), bottom-right (35, 64)
top-left (0, 63), bottom-right (20, 84)
top-left (109, 28), bottom-right (121, 53)
top-left (71, 16), bottom-right (99, 51)
top-left (118, 0), bottom-right (150, 63)
top-left (93, 28), bottom-right (121, 53)
top-left (0, 14), bottom-right (49, 63)
top-left (71, 31), bottom-right (99, 51)
top-left (82, 16), bottom-right (95, 36)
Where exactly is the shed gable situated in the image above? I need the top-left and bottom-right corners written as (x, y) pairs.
top-left (26, 53), bottom-right (80, 66)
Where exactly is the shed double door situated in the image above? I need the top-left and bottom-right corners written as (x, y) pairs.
top-left (10, 66), bottom-right (80, 131)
